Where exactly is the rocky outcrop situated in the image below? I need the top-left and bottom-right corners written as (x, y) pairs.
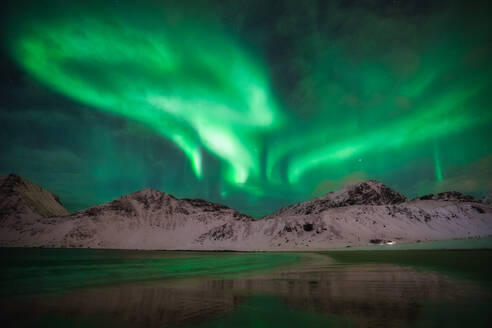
top-left (417, 191), bottom-right (477, 202)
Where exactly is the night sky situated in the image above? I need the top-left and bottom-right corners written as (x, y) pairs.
top-left (1, 0), bottom-right (491, 217)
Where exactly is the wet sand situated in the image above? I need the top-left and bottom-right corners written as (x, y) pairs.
top-left (0, 249), bottom-right (491, 327)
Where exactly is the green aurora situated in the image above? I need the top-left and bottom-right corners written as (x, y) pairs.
top-left (1, 0), bottom-right (491, 216)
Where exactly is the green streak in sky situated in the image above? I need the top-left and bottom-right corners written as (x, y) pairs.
top-left (4, 1), bottom-right (491, 212)
top-left (286, 87), bottom-right (484, 183)
top-left (433, 141), bottom-right (443, 182)
top-left (11, 13), bottom-right (281, 184)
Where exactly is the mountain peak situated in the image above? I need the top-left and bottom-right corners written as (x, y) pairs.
top-left (125, 188), bottom-right (175, 200)
top-left (0, 173), bottom-right (69, 218)
top-left (270, 180), bottom-right (407, 217)
top-left (1, 173), bottom-right (29, 189)
top-left (322, 180), bottom-right (407, 206)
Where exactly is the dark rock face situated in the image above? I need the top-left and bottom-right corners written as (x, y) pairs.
top-left (417, 191), bottom-right (477, 202)
top-left (108, 199), bottom-right (137, 216)
top-left (472, 205), bottom-right (485, 214)
top-left (341, 181), bottom-right (407, 206)
top-left (195, 223), bottom-right (234, 243)
top-left (303, 223), bottom-right (314, 232)
top-left (181, 198), bottom-right (228, 211)
top-left (0, 174), bottom-right (27, 197)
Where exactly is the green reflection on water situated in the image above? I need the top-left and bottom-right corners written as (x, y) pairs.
top-left (0, 249), bottom-right (299, 297)
top-left (2, 249), bottom-right (492, 328)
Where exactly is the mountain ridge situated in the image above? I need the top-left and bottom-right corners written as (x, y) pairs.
top-left (264, 180), bottom-right (407, 218)
top-left (1, 173), bottom-right (491, 250)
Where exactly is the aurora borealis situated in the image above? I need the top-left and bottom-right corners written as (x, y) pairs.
top-left (1, 0), bottom-right (491, 216)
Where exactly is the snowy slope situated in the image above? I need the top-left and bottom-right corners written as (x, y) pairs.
top-left (192, 181), bottom-right (492, 250)
top-left (1, 177), bottom-right (491, 250)
top-left (0, 174), bottom-right (70, 245)
top-left (0, 186), bottom-right (251, 248)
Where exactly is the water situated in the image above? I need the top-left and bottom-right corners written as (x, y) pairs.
top-left (1, 249), bottom-right (491, 327)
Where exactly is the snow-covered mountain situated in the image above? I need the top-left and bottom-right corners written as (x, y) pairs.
top-left (0, 183), bottom-right (251, 248)
top-left (193, 180), bottom-right (492, 250)
top-left (0, 174), bottom-right (70, 242)
top-left (0, 173), bottom-right (69, 218)
top-left (1, 176), bottom-right (491, 250)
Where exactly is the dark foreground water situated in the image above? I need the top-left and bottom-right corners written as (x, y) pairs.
top-left (1, 249), bottom-right (491, 328)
